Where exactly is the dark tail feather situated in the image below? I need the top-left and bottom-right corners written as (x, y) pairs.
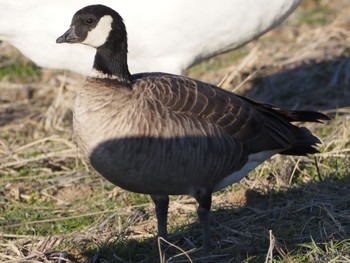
top-left (280, 127), bottom-right (322, 155)
top-left (238, 95), bottom-right (330, 123)
top-left (274, 109), bottom-right (330, 123)
top-left (276, 109), bottom-right (328, 155)
top-left (239, 95), bottom-right (329, 155)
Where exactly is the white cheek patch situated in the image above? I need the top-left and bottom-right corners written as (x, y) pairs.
top-left (82, 15), bottom-right (113, 48)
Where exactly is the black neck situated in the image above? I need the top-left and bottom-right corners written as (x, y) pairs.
top-left (93, 39), bottom-right (131, 83)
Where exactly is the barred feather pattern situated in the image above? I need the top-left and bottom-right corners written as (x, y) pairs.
top-left (73, 73), bottom-right (328, 195)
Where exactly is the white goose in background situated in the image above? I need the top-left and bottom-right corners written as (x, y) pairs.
top-left (0, 0), bottom-right (301, 75)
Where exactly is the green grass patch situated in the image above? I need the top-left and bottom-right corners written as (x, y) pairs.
top-left (0, 61), bottom-right (41, 81)
top-left (297, 3), bottom-right (334, 25)
top-left (2, 196), bottom-right (110, 236)
top-left (187, 49), bottom-right (249, 76)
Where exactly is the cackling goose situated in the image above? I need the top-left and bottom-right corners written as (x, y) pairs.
top-left (56, 5), bottom-right (329, 253)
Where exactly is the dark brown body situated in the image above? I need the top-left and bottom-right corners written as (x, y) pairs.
top-left (74, 73), bottom-right (326, 196)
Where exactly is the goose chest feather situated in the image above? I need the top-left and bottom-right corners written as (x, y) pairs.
top-left (57, 4), bottom-right (329, 253)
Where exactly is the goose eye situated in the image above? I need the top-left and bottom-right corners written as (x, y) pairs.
top-left (85, 18), bottom-right (94, 25)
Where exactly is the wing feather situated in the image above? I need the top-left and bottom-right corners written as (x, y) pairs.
top-left (133, 73), bottom-right (328, 155)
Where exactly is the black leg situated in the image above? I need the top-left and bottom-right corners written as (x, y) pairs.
top-left (151, 195), bottom-right (169, 239)
top-left (193, 189), bottom-right (212, 254)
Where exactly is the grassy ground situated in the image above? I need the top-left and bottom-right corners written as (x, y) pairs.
top-left (1, 1), bottom-right (350, 262)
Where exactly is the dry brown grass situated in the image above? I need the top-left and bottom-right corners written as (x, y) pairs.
top-left (1, 1), bottom-right (350, 262)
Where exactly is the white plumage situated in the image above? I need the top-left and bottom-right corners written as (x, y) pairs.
top-left (0, 0), bottom-right (301, 74)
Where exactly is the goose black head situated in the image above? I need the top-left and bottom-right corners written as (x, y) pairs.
top-left (56, 5), bottom-right (126, 49)
top-left (57, 5), bottom-right (131, 81)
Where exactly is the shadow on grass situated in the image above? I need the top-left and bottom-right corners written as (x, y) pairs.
top-left (81, 237), bottom-right (157, 263)
top-left (239, 56), bottom-right (350, 111)
top-left (75, 169), bottom-right (350, 263)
